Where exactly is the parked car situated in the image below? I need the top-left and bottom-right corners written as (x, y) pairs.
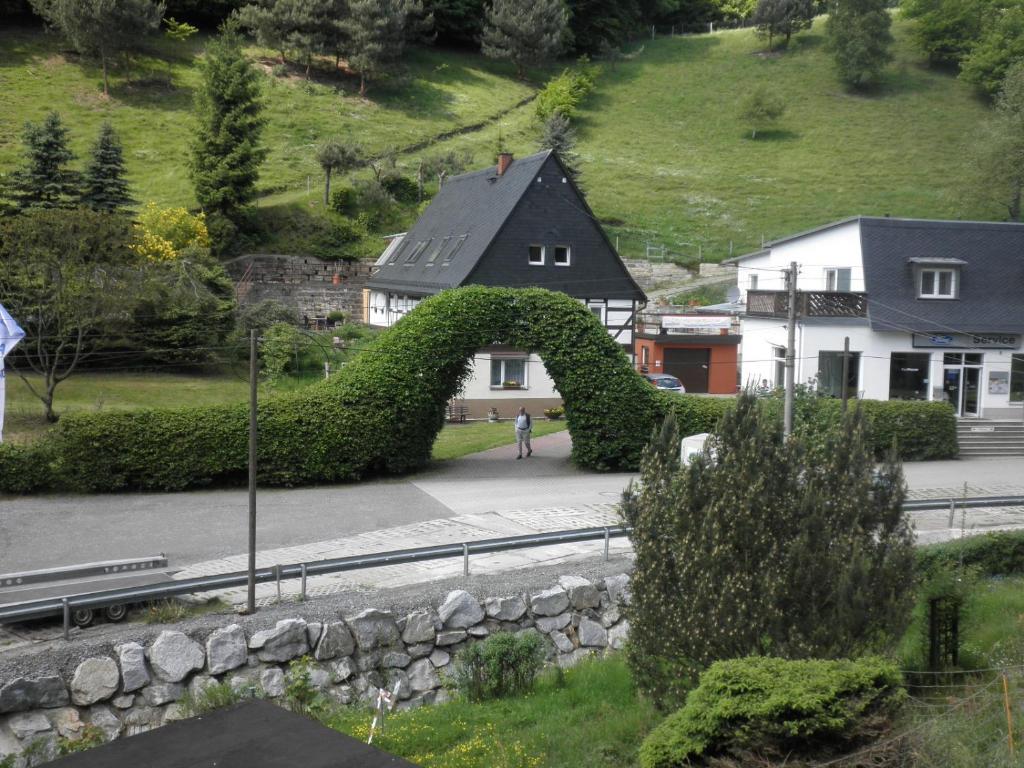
top-left (643, 373), bottom-right (686, 393)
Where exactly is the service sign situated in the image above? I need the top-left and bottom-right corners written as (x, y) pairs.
top-left (660, 315), bottom-right (731, 330)
top-left (912, 332), bottom-right (1020, 350)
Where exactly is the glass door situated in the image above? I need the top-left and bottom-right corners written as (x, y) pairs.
top-left (943, 367), bottom-right (962, 416)
top-left (963, 366), bottom-right (981, 417)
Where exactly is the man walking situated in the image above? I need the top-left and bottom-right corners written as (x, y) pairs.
top-left (514, 405), bottom-right (533, 460)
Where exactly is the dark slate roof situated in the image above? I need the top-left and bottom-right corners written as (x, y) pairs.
top-left (860, 217), bottom-right (1024, 334)
top-left (46, 699), bottom-right (418, 768)
top-left (367, 151), bottom-right (552, 294)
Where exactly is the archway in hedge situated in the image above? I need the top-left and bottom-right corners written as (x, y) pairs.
top-left (54, 287), bottom-right (669, 492)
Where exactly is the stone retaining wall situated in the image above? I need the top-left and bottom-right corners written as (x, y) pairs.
top-left (0, 574), bottom-right (631, 765)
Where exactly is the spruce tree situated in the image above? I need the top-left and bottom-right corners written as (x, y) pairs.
top-left (5, 111), bottom-right (80, 212)
top-left (340, 0), bottom-right (433, 96)
top-left (80, 123), bottom-right (135, 213)
top-left (189, 23), bottom-right (267, 227)
top-left (538, 113), bottom-right (581, 180)
top-left (825, 0), bottom-right (893, 89)
top-left (623, 394), bottom-right (915, 712)
top-left (481, 0), bottom-right (567, 79)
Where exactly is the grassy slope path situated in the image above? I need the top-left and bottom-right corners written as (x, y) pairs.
top-left (577, 19), bottom-right (998, 260)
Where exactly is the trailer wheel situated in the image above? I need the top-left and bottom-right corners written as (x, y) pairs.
top-left (104, 604), bottom-right (127, 622)
top-left (71, 607), bottom-right (95, 628)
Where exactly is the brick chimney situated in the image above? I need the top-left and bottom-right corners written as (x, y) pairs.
top-left (497, 152), bottom-right (513, 176)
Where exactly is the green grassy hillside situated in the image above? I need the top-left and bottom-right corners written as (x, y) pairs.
top-left (0, 19), bottom-right (1001, 262)
top-left (578, 19), bottom-right (999, 260)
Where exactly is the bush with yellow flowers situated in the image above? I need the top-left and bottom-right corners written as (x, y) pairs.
top-left (131, 202), bottom-right (211, 261)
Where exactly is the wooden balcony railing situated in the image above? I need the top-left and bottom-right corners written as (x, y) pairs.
top-left (745, 290), bottom-right (867, 318)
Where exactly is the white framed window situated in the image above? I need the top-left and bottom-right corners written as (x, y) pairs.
top-left (554, 245), bottom-right (570, 266)
top-left (919, 268), bottom-right (957, 298)
top-left (641, 346), bottom-right (649, 366)
top-left (528, 245), bottom-right (545, 265)
top-left (749, 274), bottom-right (758, 290)
top-left (490, 357), bottom-right (528, 388)
top-left (825, 268), bottom-right (851, 291)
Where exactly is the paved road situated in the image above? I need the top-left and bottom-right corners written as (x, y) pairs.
top-left (1, 432), bottom-right (1022, 574)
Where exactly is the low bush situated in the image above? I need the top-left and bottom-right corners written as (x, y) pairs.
top-left (380, 174), bottom-right (419, 204)
top-left (0, 442), bottom-right (54, 494)
top-left (535, 62), bottom-right (600, 122)
top-left (329, 186), bottom-right (357, 214)
top-left (916, 530), bottom-right (1024, 578)
top-left (638, 656), bottom-right (905, 768)
top-left (451, 632), bottom-right (544, 702)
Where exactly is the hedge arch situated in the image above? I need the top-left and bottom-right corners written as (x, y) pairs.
top-left (44, 287), bottom-right (668, 492)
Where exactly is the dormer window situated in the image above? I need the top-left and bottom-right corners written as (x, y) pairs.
top-left (918, 268), bottom-right (957, 299)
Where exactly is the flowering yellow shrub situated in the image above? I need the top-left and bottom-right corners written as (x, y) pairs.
top-left (131, 202), bottom-right (210, 261)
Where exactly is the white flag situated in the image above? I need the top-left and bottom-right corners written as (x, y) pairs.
top-left (0, 303), bottom-right (26, 443)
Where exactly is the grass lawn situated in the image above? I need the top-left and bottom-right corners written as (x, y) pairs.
top-left (431, 420), bottom-right (568, 461)
top-left (577, 19), bottom-right (998, 261)
top-left (326, 656), bottom-right (660, 768)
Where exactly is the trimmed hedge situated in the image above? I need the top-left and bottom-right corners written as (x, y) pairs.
top-left (0, 287), bottom-right (958, 494)
top-left (638, 656), bottom-right (905, 768)
top-left (916, 530), bottom-right (1024, 578)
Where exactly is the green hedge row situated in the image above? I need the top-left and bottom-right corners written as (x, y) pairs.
top-left (638, 656), bottom-right (905, 768)
top-left (916, 530), bottom-right (1024, 578)
top-left (0, 287), bottom-right (958, 494)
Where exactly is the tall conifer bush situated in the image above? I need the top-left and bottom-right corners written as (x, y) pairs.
top-left (4, 112), bottom-right (80, 212)
top-left (623, 394), bottom-right (915, 711)
top-left (481, 0), bottom-right (567, 79)
top-left (80, 123), bottom-right (135, 213)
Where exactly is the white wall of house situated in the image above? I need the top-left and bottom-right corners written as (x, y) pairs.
top-left (461, 352), bottom-right (559, 401)
top-left (737, 220), bottom-right (865, 302)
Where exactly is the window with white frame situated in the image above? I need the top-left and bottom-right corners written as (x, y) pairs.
top-left (490, 357), bottom-right (527, 388)
top-left (918, 268), bottom-right (957, 298)
top-left (554, 245), bottom-right (570, 266)
top-left (749, 274), bottom-right (758, 290)
top-left (825, 268), bottom-right (851, 292)
top-left (528, 245), bottom-right (544, 265)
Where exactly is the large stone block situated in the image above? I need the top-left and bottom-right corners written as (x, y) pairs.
top-left (260, 668), bottom-right (285, 698)
top-left (604, 574), bottom-right (632, 606)
top-left (8, 711), bottom-right (52, 740)
top-left (315, 622), bottom-right (355, 661)
top-left (345, 609), bottom-right (400, 651)
top-left (484, 596), bottom-right (527, 622)
top-left (0, 676), bottom-right (69, 713)
top-left (577, 617), bottom-right (608, 648)
top-left (206, 624), bottom-right (249, 675)
top-left (530, 587), bottom-right (569, 617)
top-left (406, 658), bottom-right (441, 694)
top-left (401, 611), bottom-right (437, 644)
top-left (608, 620), bottom-right (630, 651)
top-left (88, 704), bottom-right (122, 741)
top-left (116, 642), bottom-right (150, 693)
top-left (438, 590), bottom-right (484, 629)
top-left (535, 613), bottom-right (571, 633)
top-left (249, 619), bottom-right (310, 663)
top-left (149, 631), bottom-right (205, 682)
top-left (559, 576), bottom-right (600, 610)
top-left (70, 657), bottom-right (120, 706)
top-left (141, 683), bottom-right (185, 707)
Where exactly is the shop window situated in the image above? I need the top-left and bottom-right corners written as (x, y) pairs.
top-left (889, 352), bottom-right (930, 400)
top-left (1012, 355), bottom-right (1024, 403)
top-left (490, 357), bottom-right (527, 388)
top-left (817, 350), bottom-right (860, 399)
top-left (919, 268), bottom-right (957, 299)
top-left (528, 245), bottom-right (544, 265)
top-left (825, 268), bottom-right (852, 291)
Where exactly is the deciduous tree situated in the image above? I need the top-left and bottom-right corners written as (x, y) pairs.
top-left (960, 4), bottom-right (1024, 97)
top-left (189, 23), bottom-right (267, 233)
top-left (481, 0), bottom-right (567, 79)
top-left (3, 112), bottom-right (80, 213)
top-left (623, 395), bottom-right (914, 711)
top-left (752, 0), bottom-right (813, 50)
top-left (80, 123), bottom-right (135, 213)
top-left (30, 0), bottom-right (165, 95)
top-left (316, 139), bottom-right (361, 205)
top-left (967, 60), bottom-right (1024, 221)
top-left (738, 86), bottom-right (786, 138)
top-left (825, 0), bottom-right (892, 89)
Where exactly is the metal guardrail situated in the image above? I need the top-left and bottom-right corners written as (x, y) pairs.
top-left (2, 494), bottom-right (1023, 636)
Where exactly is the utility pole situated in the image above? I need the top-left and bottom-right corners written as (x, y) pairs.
top-left (246, 329), bottom-right (258, 615)
top-left (841, 336), bottom-right (851, 414)
top-left (783, 261), bottom-right (798, 437)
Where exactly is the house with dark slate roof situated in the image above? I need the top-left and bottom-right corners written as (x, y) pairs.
top-left (364, 150), bottom-right (646, 418)
top-left (727, 216), bottom-right (1024, 419)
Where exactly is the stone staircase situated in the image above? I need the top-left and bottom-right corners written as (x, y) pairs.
top-left (957, 420), bottom-right (1024, 457)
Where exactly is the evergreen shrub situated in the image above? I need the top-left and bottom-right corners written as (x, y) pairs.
top-left (638, 656), bottom-right (905, 768)
top-left (916, 530), bottom-right (1024, 578)
top-left (0, 443), bottom-right (54, 494)
top-left (451, 632), bottom-right (544, 702)
top-left (535, 63), bottom-right (599, 121)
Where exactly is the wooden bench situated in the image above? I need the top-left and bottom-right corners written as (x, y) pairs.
top-left (445, 403), bottom-right (469, 423)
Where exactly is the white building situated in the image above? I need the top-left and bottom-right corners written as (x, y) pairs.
top-left (728, 217), bottom-right (1024, 419)
top-left (364, 150), bottom-right (645, 418)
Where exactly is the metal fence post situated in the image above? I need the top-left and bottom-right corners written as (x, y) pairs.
top-left (463, 543), bottom-right (469, 576)
top-left (948, 499), bottom-right (956, 529)
top-left (300, 563), bottom-right (307, 601)
top-left (275, 565), bottom-right (282, 603)
top-left (62, 599), bottom-right (70, 640)
top-left (604, 528), bottom-right (610, 561)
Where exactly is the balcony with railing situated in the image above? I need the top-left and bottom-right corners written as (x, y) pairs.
top-left (745, 290), bottom-right (868, 318)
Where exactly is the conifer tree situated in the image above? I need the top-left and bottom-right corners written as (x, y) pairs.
top-left (4, 111), bottom-right (80, 212)
top-left (80, 123), bottom-right (135, 213)
top-left (189, 23), bottom-right (267, 229)
top-left (339, 0), bottom-right (433, 96)
top-left (538, 113), bottom-right (581, 180)
top-left (623, 394), bottom-right (914, 711)
top-left (481, 0), bottom-right (567, 79)
top-left (825, 0), bottom-right (892, 89)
